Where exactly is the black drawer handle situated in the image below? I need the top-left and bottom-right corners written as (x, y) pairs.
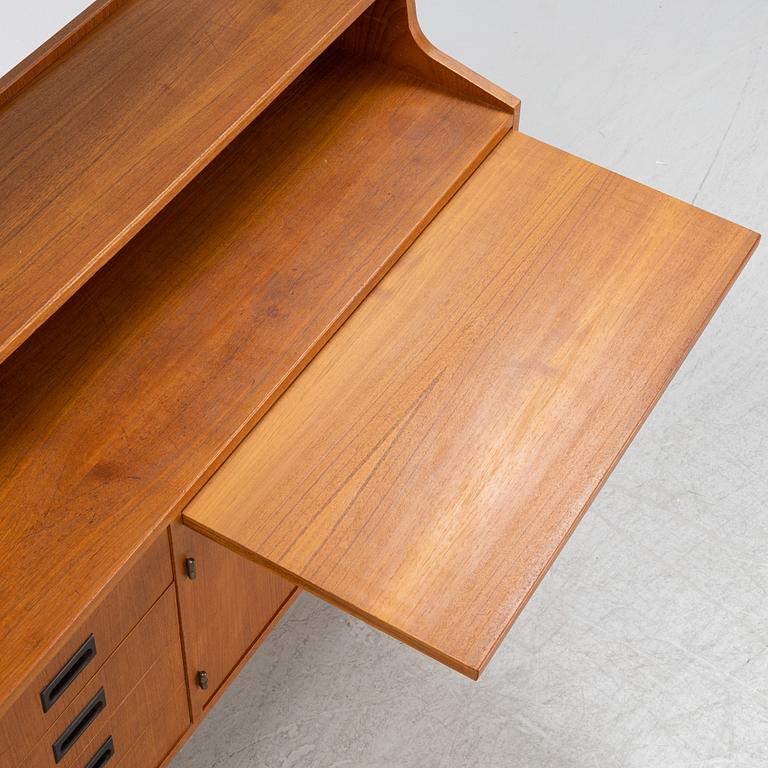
top-left (52, 687), bottom-right (107, 763)
top-left (84, 736), bottom-right (115, 768)
top-left (41, 634), bottom-right (97, 713)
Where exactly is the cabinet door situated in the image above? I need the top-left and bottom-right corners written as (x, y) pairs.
top-left (171, 524), bottom-right (296, 716)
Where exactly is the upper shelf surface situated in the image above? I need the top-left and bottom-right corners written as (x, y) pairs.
top-left (0, 0), bottom-right (372, 364)
top-left (184, 132), bottom-right (759, 679)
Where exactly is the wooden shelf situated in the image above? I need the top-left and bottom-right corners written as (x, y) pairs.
top-left (0, 0), bottom-right (374, 365)
top-left (0, 43), bottom-right (511, 713)
top-left (183, 132), bottom-right (759, 679)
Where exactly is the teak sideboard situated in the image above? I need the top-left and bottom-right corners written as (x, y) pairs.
top-left (0, 2), bottom-right (759, 767)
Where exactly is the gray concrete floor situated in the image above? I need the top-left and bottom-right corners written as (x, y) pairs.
top-left (171, 2), bottom-right (768, 766)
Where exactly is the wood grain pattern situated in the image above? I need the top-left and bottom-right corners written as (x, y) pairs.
top-left (184, 132), bottom-right (760, 679)
top-left (0, 45), bottom-right (510, 717)
top-left (0, 532), bottom-right (171, 767)
top-left (0, 0), bottom-right (373, 364)
top-left (171, 525), bottom-right (295, 717)
top-left (24, 586), bottom-right (185, 768)
top-left (340, 0), bottom-right (520, 123)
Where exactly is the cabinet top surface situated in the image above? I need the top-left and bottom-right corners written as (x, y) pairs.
top-left (184, 132), bottom-right (759, 678)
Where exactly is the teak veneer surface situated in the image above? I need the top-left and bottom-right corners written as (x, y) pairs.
top-left (184, 132), bottom-right (759, 679)
top-left (0, 46), bottom-right (511, 717)
top-left (0, 0), bottom-right (374, 364)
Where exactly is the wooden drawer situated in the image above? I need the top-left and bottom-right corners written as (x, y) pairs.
top-left (26, 586), bottom-right (188, 768)
top-left (108, 676), bottom-right (188, 768)
top-left (0, 535), bottom-right (172, 767)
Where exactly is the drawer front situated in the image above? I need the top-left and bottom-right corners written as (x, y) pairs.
top-left (26, 586), bottom-right (188, 768)
top-left (1, 535), bottom-right (172, 767)
top-left (108, 678), bottom-right (188, 768)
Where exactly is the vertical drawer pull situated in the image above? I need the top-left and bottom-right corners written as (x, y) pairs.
top-left (84, 736), bottom-right (115, 768)
top-left (40, 634), bottom-right (97, 713)
top-left (52, 687), bottom-right (107, 763)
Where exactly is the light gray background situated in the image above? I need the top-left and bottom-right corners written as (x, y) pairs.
top-left (5, 1), bottom-right (766, 766)
top-left (170, 2), bottom-right (768, 766)
top-left (0, 0), bottom-right (93, 75)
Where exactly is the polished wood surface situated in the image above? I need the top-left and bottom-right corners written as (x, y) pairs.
top-left (24, 586), bottom-right (185, 768)
top-left (172, 525), bottom-right (296, 717)
top-left (0, 44), bottom-right (510, 717)
top-left (0, 533), bottom-right (171, 766)
top-left (184, 132), bottom-right (759, 679)
top-left (0, 0), bottom-right (373, 364)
